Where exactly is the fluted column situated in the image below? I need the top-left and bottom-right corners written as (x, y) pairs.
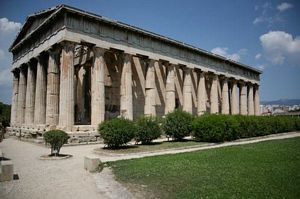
top-left (210, 74), bottom-right (219, 114)
top-left (221, 78), bottom-right (229, 114)
top-left (120, 53), bottom-right (133, 120)
top-left (239, 82), bottom-right (247, 115)
top-left (34, 56), bottom-right (47, 125)
top-left (197, 72), bottom-right (206, 115)
top-left (165, 64), bottom-right (175, 114)
top-left (230, 80), bottom-right (238, 114)
top-left (183, 68), bottom-right (193, 113)
top-left (10, 69), bottom-right (19, 126)
top-left (59, 41), bottom-right (75, 130)
top-left (91, 47), bottom-right (106, 125)
top-left (254, 85), bottom-right (260, 115)
top-left (25, 62), bottom-right (36, 125)
top-left (17, 65), bottom-right (27, 125)
top-left (247, 84), bottom-right (254, 115)
top-left (46, 48), bottom-right (60, 126)
top-left (144, 59), bottom-right (156, 116)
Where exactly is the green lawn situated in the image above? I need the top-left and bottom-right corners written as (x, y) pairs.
top-left (108, 137), bottom-right (300, 199)
top-left (95, 139), bottom-right (207, 154)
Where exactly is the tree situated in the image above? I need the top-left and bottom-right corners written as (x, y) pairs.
top-left (43, 130), bottom-right (69, 156)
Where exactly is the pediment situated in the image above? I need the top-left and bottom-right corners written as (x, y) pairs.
top-left (10, 6), bottom-right (59, 51)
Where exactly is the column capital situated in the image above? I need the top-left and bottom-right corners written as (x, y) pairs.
top-left (199, 71), bottom-right (206, 78)
top-left (122, 53), bottom-right (132, 62)
top-left (183, 66), bottom-right (192, 72)
top-left (93, 46), bottom-right (106, 56)
top-left (60, 41), bottom-right (76, 52)
top-left (19, 63), bottom-right (28, 72)
top-left (48, 45), bottom-right (61, 56)
top-left (12, 67), bottom-right (20, 75)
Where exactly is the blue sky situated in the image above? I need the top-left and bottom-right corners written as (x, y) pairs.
top-left (0, 0), bottom-right (299, 104)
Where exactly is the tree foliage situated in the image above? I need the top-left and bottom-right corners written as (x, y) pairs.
top-left (43, 130), bottom-right (69, 156)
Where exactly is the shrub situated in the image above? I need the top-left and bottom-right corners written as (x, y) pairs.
top-left (192, 114), bottom-right (300, 143)
top-left (98, 118), bottom-right (136, 148)
top-left (43, 130), bottom-right (69, 156)
top-left (135, 116), bottom-right (162, 144)
top-left (192, 114), bottom-right (239, 142)
top-left (163, 109), bottom-right (193, 140)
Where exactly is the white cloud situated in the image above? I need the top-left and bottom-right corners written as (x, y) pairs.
top-left (0, 68), bottom-right (12, 86)
top-left (0, 49), bottom-right (5, 61)
top-left (211, 47), bottom-right (243, 61)
top-left (255, 64), bottom-right (266, 70)
top-left (0, 18), bottom-right (22, 34)
top-left (0, 17), bottom-right (21, 92)
top-left (259, 31), bottom-right (300, 65)
top-left (277, 2), bottom-right (293, 12)
top-left (253, 2), bottom-right (286, 25)
top-left (255, 53), bottom-right (262, 60)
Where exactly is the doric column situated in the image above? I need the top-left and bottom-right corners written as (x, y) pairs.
top-left (183, 67), bottom-right (193, 113)
top-left (239, 82), bottom-right (247, 115)
top-left (46, 48), bottom-right (61, 126)
top-left (197, 72), bottom-right (206, 115)
top-left (10, 69), bottom-right (19, 126)
top-left (247, 84), bottom-right (254, 115)
top-left (144, 59), bottom-right (156, 116)
top-left (210, 74), bottom-right (219, 114)
top-left (254, 85), bottom-right (260, 115)
top-left (25, 62), bottom-right (36, 125)
top-left (230, 80), bottom-right (238, 114)
top-left (165, 64), bottom-right (175, 114)
top-left (91, 47), bottom-right (106, 125)
top-left (17, 65), bottom-right (27, 125)
top-left (59, 41), bottom-right (75, 130)
top-left (221, 78), bottom-right (229, 114)
top-left (120, 53), bottom-right (133, 120)
top-left (34, 55), bottom-right (47, 125)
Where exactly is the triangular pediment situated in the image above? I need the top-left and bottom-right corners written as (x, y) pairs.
top-left (10, 5), bottom-right (61, 51)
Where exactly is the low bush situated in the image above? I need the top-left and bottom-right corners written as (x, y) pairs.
top-left (98, 118), bottom-right (136, 148)
top-left (163, 109), bottom-right (193, 140)
top-left (135, 116), bottom-right (162, 144)
top-left (43, 130), bottom-right (69, 156)
top-left (192, 114), bottom-right (239, 142)
top-left (192, 115), bottom-right (300, 143)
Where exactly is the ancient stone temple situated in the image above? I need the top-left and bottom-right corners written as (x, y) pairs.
top-left (8, 5), bottom-right (261, 142)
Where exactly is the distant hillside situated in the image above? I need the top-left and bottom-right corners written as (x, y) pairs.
top-left (0, 102), bottom-right (11, 127)
top-left (261, 99), bottom-right (300, 106)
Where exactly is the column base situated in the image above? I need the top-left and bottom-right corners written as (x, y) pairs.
top-left (6, 125), bottom-right (101, 145)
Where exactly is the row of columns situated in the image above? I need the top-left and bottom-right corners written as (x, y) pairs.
top-left (10, 41), bottom-right (260, 131)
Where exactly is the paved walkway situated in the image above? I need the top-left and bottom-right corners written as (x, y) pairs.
top-left (0, 132), bottom-right (299, 199)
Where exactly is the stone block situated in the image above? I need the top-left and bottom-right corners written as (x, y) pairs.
top-left (0, 160), bottom-right (14, 182)
top-left (84, 156), bottom-right (102, 172)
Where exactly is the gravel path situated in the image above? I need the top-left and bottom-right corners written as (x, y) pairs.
top-left (1, 132), bottom-right (299, 199)
top-left (0, 138), bottom-right (132, 199)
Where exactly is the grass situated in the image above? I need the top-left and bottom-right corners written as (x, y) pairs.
top-left (108, 137), bottom-right (300, 199)
top-left (95, 139), bottom-right (207, 154)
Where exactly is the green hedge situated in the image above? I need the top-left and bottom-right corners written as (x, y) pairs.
top-left (163, 109), bottom-right (194, 140)
top-left (98, 118), bottom-right (136, 148)
top-left (192, 115), bottom-right (300, 142)
top-left (135, 116), bottom-right (162, 144)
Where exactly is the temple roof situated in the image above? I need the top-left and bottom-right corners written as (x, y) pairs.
top-left (10, 4), bottom-right (262, 74)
